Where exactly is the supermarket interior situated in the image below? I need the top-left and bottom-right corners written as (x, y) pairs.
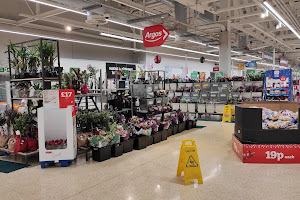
top-left (0, 0), bottom-right (300, 200)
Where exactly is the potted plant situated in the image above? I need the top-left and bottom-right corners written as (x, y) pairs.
top-left (17, 44), bottom-right (29, 78)
top-left (15, 81), bottom-right (29, 98)
top-left (37, 41), bottom-right (56, 77)
top-left (28, 47), bottom-right (40, 78)
top-left (32, 83), bottom-right (43, 98)
top-left (7, 41), bottom-right (21, 79)
top-left (138, 66), bottom-right (145, 80)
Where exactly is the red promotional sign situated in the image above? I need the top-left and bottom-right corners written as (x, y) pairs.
top-left (232, 135), bottom-right (300, 164)
top-left (143, 25), bottom-right (169, 48)
top-left (213, 67), bottom-right (219, 72)
top-left (279, 56), bottom-right (289, 67)
top-left (59, 89), bottom-right (75, 117)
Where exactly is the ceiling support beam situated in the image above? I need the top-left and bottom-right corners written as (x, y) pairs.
top-left (17, 9), bottom-right (67, 25)
top-left (216, 2), bottom-right (257, 13)
top-left (127, 13), bottom-right (170, 24)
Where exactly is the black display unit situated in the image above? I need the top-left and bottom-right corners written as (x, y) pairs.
top-left (234, 102), bottom-right (300, 144)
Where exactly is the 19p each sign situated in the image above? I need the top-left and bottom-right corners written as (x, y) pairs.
top-left (143, 25), bottom-right (169, 48)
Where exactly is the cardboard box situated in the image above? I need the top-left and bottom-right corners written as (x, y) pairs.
top-left (235, 101), bottom-right (300, 144)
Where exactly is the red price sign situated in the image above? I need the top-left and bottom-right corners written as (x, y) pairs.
top-left (59, 89), bottom-right (75, 117)
top-left (280, 75), bottom-right (287, 81)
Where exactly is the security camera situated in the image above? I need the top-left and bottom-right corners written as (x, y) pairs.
top-left (104, 13), bottom-right (110, 19)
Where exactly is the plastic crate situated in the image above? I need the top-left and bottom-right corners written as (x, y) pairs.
top-left (197, 104), bottom-right (206, 113)
top-left (180, 103), bottom-right (188, 112)
top-left (215, 104), bottom-right (225, 114)
top-left (140, 98), bottom-right (155, 111)
top-left (188, 103), bottom-right (196, 113)
top-left (206, 103), bottom-right (215, 113)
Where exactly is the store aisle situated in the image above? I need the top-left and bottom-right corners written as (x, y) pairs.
top-left (1, 121), bottom-right (300, 200)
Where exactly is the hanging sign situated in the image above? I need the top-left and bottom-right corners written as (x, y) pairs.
top-left (154, 55), bottom-right (161, 64)
top-left (143, 25), bottom-right (169, 48)
top-left (191, 73), bottom-right (198, 79)
top-left (238, 63), bottom-right (245, 70)
top-left (280, 56), bottom-right (289, 67)
top-left (246, 69), bottom-right (256, 75)
top-left (216, 71), bottom-right (224, 77)
top-left (213, 66), bottom-right (219, 72)
top-left (262, 52), bottom-right (273, 63)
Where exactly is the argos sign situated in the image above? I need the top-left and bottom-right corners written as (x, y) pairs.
top-left (143, 25), bottom-right (169, 47)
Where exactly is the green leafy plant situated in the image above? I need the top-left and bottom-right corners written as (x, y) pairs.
top-left (138, 66), bottom-right (145, 78)
top-left (7, 40), bottom-right (21, 73)
top-left (33, 83), bottom-right (43, 90)
top-left (37, 41), bottom-right (56, 69)
top-left (0, 113), bottom-right (6, 127)
top-left (28, 47), bottom-right (40, 73)
top-left (87, 64), bottom-right (99, 88)
top-left (13, 113), bottom-right (36, 137)
top-left (17, 44), bottom-right (29, 72)
top-left (4, 109), bottom-right (19, 128)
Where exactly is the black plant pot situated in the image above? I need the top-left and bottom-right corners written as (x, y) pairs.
top-left (173, 124), bottom-right (179, 135)
top-left (146, 135), bottom-right (153, 146)
top-left (122, 139), bottom-right (134, 153)
top-left (192, 120), bottom-right (197, 128)
top-left (167, 126), bottom-right (173, 137)
top-left (178, 122), bottom-right (185, 133)
top-left (111, 143), bottom-right (123, 157)
top-left (161, 130), bottom-right (168, 141)
top-left (14, 73), bottom-right (20, 79)
top-left (134, 135), bottom-right (147, 150)
top-left (19, 73), bottom-right (25, 79)
top-left (153, 131), bottom-right (162, 144)
top-left (24, 72), bottom-right (30, 78)
top-left (92, 146), bottom-right (111, 162)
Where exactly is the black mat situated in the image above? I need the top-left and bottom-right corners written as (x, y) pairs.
top-left (0, 160), bottom-right (27, 173)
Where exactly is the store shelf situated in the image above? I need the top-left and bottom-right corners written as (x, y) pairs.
top-left (12, 97), bottom-right (43, 100)
top-left (267, 94), bottom-right (289, 96)
top-left (10, 77), bottom-right (59, 82)
top-left (267, 88), bottom-right (289, 90)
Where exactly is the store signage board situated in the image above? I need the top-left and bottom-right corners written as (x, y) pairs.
top-left (131, 70), bottom-right (137, 79)
top-left (280, 56), bottom-right (289, 67)
top-left (245, 61), bottom-right (257, 67)
top-left (262, 52), bottom-right (273, 63)
top-left (191, 72), bottom-right (198, 79)
top-left (246, 69), bottom-right (256, 75)
top-left (143, 25), bottom-right (169, 48)
top-left (43, 89), bottom-right (75, 117)
top-left (213, 67), bottom-right (219, 71)
top-left (106, 63), bottom-right (136, 78)
top-left (232, 135), bottom-right (300, 163)
top-left (216, 71), bottom-right (224, 77)
top-left (70, 68), bottom-right (80, 73)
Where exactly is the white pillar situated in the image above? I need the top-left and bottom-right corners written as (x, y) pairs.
top-left (273, 48), bottom-right (276, 70)
top-left (219, 31), bottom-right (231, 77)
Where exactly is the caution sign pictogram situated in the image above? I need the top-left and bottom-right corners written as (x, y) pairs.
top-left (186, 155), bottom-right (198, 168)
top-left (177, 139), bottom-right (203, 185)
top-left (222, 105), bottom-right (232, 122)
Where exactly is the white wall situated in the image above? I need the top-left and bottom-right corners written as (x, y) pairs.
top-left (145, 53), bottom-right (215, 79)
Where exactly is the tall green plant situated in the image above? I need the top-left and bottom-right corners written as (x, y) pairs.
top-left (28, 47), bottom-right (40, 72)
top-left (37, 41), bottom-right (56, 69)
top-left (7, 41), bottom-right (21, 73)
top-left (17, 44), bottom-right (28, 72)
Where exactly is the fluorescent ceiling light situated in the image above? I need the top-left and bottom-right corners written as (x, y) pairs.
top-left (263, 1), bottom-right (300, 39)
top-left (100, 33), bottom-right (142, 43)
top-left (0, 29), bottom-right (219, 63)
top-left (27, 0), bottom-right (87, 15)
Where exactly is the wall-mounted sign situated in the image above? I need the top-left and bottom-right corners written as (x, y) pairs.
top-left (280, 56), bottom-right (289, 67)
top-left (106, 63), bottom-right (136, 78)
top-left (262, 52), bottom-right (273, 63)
top-left (246, 69), bottom-right (256, 75)
top-left (238, 63), bottom-right (245, 70)
top-left (213, 67), bottom-right (219, 72)
top-left (143, 25), bottom-right (169, 48)
top-left (0, 67), bottom-right (10, 73)
top-left (191, 72), bottom-right (198, 79)
top-left (245, 61), bottom-right (257, 67)
top-left (154, 55), bottom-right (161, 64)
top-left (216, 71), bottom-right (224, 77)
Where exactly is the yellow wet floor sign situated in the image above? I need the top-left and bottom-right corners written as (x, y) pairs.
top-left (222, 105), bottom-right (232, 122)
top-left (177, 139), bottom-right (203, 185)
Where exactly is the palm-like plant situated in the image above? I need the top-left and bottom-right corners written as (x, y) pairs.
top-left (28, 47), bottom-right (40, 74)
top-left (17, 44), bottom-right (28, 73)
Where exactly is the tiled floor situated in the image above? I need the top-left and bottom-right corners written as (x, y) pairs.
top-left (1, 121), bottom-right (300, 200)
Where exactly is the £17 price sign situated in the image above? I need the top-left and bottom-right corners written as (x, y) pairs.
top-left (59, 89), bottom-right (75, 117)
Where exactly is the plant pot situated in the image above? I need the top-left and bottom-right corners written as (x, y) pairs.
top-left (14, 73), bottom-right (20, 79)
top-left (161, 130), bottom-right (168, 141)
top-left (146, 135), bottom-right (153, 146)
top-left (167, 126), bottom-right (173, 137)
top-left (178, 122), bottom-right (185, 133)
top-left (92, 146), bottom-right (111, 162)
top-left (122, 139), bottom-right (134, 153)
top-left (192, 120), bottom-right (197, 128)
top-left (18, 89), bottom-right (28, 98)
top-left (111, 143), bottom-right (123, 157)
top-left (153, 131), bottom-right (162, 144)
top-left (19, 73), bottom-right (25, 79)
top-left (24, 72), bottom-right (30, 78)
top-left (134, 135), bottom-right (147, 150)
top-left (173, 124), bottom-right (179, 135)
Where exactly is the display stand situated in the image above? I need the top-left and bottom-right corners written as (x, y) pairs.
top-left (264, 69), bottom-right (292, 101)
top-left (38, 90), bottom-right (76, 168)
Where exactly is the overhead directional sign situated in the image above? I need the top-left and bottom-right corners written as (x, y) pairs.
top-left (143, 25), bottom-right (169, 48)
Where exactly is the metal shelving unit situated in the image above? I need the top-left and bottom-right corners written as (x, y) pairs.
top-left (8, 38), bottom-right (62, 109)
